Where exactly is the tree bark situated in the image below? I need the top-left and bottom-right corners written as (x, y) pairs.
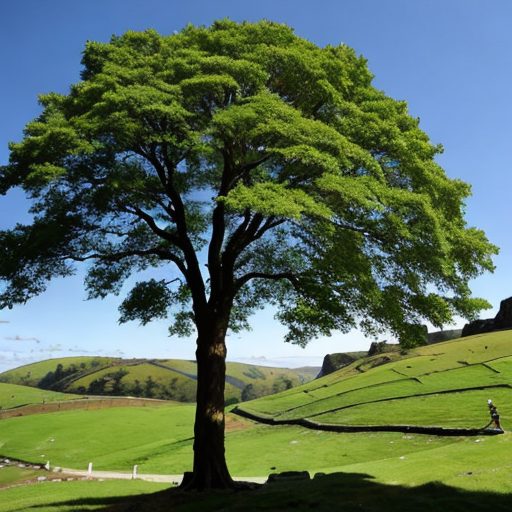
top-left (183, 318), bottom-right (234, 490)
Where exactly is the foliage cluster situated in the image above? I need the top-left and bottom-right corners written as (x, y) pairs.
top-left (0, 20), bottom-right (497, 348)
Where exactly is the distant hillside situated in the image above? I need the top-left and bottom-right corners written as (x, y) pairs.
top-left (318, 329), bottom-right (463, 378)
top-left (0, 357), bottom-right (319, 405)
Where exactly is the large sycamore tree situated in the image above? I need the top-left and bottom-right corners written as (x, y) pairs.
top-left (0, 20), bottom-right (497, 489)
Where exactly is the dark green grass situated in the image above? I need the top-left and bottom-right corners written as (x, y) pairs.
top-left (79, 474), bottom-right (512, 512)
top-left (0, 479), bottom-right (169, 512)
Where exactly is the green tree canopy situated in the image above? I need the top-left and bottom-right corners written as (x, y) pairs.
top-left (0, 20), bottom-right (497, 489)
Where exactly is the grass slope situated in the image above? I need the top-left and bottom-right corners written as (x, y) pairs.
top-left (0, 357), bottom-right (117, 387)
top-left (237, 331), bottom-right (512, 430)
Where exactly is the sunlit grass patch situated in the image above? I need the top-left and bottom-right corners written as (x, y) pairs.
top-left (0, 383), bottom-right (81, 410)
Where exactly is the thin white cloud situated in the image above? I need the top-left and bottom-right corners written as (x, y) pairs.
top-left (4, 335), bottom-right (41, 343)
top-left (46, 344), bottom-right (63, 353)
top-left (68, 346), bottom-right (96, 354)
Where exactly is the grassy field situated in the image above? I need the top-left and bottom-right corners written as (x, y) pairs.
top-left (1, 440), bottom-right (511, 512)
top-left (0, 404), bottom-right (196, 472)
top-left (1, 331), bottom-right (511, 511)
top-left (2, 418), bottom-right (511, 511)
top-left (0, 404), bottom-right (469, 475)
top-left (0, 383), bottom-right (82, 410)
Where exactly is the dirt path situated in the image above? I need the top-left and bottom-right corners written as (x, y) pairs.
top-left (60, 468), bottom-right (268, 484)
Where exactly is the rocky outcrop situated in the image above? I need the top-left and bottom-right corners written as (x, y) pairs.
top-left (462, 296), bottom-right (512, 337)
top-left (494, 296), bottom-right (512, 330)
top-left (317, 353), bottom-right (357, 378)
top-left (367, 340), bottom-right (398, 356)
top-left (427, 329), bottom-right (462, 344)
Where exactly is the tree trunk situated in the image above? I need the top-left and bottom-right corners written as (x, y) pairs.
top-left (183, 322), bottom-right (234, 490)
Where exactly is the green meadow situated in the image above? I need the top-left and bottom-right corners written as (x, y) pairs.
top-left (0, 382), bottom-right (81, 410)
top-left (1, 331), bottom-right (511, 511)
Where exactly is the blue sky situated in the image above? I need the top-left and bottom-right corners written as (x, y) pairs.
top-left (0, 0), bottom-right (510, 373)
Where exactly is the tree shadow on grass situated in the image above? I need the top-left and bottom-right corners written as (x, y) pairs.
top-left (28, 472), bottom-right (512, 512)
top-left (18, 495), bottom-right (137, 512)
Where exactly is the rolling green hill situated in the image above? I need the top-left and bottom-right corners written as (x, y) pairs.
top-left (1, 331), bottom-right (511, 512)
top-left (235, 331), bottom-right (512, 431)
top-left (0, 356), bottom-right (318, 405)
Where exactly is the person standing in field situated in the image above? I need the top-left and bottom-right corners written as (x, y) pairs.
top-left (485, 399), bottom-right (502, 430)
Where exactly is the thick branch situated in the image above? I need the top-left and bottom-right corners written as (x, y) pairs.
top-left (223, 212), bottom-right (265, 270)
top-left (66, 247), bottom-right (187, 274)
top-left (123, 205), bottom-right (183, 248)
top-left (137, 144), bottom-right (168, 187)
top-left (235, 271), bottom-right (299, 293)
top-left (253, 216), bottom-right (287, 240)
top-left (145, 149), bottom-right (208, 311)
top-left (208, 147), bottom-right (235, 277)
top-left (228, 155), bottom-right (270, 189)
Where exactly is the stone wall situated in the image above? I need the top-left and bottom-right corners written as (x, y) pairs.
top-left (0, 397), bottom-right (168, 419)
